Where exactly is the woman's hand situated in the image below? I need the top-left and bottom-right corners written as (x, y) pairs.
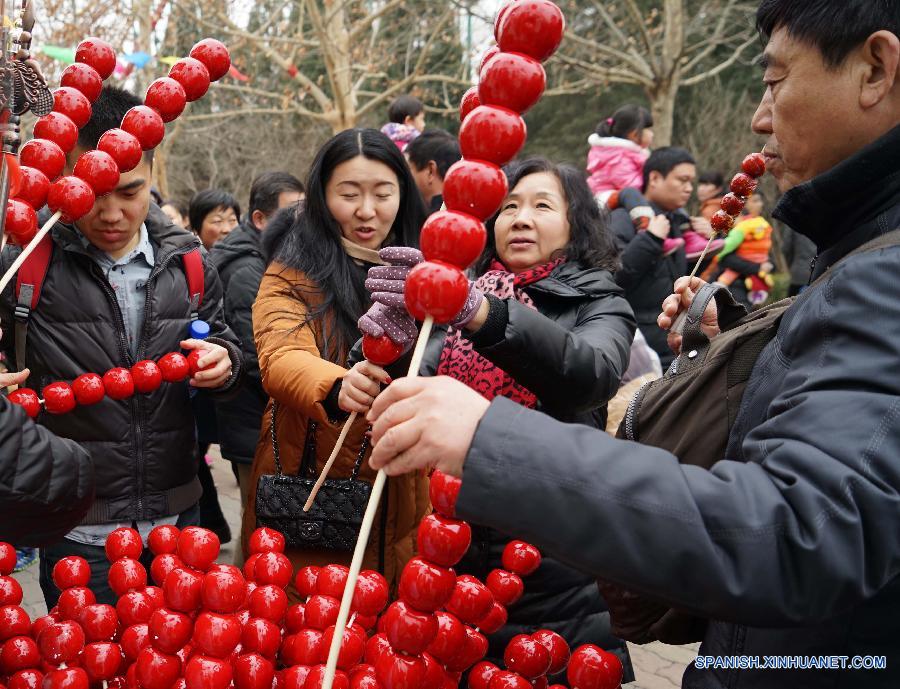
top-left (339, 360), bottom-right (391, 414)
top-left (648, 214), bottom-right (671, 240)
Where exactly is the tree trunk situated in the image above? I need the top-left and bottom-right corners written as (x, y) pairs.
top-left (647, 79), bottom-right (678, 147)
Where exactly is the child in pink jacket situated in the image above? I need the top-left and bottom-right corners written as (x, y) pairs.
top-left (587, 104), bottom-right (653, 199)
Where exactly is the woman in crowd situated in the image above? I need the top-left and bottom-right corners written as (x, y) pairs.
top-left (344, 157), bottom-right (637, 677)
top-left (242, 128), bottom-right (429, 585)
top-left (188, 189), bottom-right (240, 250)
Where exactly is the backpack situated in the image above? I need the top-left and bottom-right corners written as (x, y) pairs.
top-left (603, 228), bottom-right (900, 646)
top-left (13, 233), bottom-right (205, 371)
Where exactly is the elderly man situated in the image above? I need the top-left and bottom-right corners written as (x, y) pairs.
top-left (366, 1), bottom-right (900, 687)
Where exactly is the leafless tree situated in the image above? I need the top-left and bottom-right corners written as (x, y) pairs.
top-left (556, 0), bottom-right (759, 145)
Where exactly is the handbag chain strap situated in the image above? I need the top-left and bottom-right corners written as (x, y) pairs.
top-left (269, 401), bottom-right (369, 480)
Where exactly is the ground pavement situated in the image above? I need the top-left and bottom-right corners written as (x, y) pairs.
top-left (11, 446), bottom-right (698, 688)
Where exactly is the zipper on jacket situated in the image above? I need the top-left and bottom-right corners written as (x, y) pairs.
top-left (623, 379), bottom-right (653, 442)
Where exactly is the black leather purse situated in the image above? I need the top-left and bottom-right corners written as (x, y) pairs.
top-left (255, 403), bottom-right (372, 551)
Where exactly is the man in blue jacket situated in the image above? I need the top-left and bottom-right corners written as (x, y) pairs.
top-left (365, 1), bottom-right (900, 687)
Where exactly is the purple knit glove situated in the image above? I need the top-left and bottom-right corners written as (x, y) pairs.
top-left (451, 285), bottom-right (485, 329)
top-left (364, 247), bottom-right (424, 309)
top-left (358, 302), bottom-right (418, 351)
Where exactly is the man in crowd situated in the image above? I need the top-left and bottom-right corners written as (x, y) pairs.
top-left (366, 1), bottom-right (900, 686)
top-left (0, 86), bottom-right (243, 606)
top-left (405, 129), bottom-right (461, 212)
top-left (210, 171), bottom-right (304, 561)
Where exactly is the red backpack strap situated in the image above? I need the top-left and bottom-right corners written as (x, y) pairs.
top-left (13, 234), bottom-right (54, 371)
top-left (181, 249), bottom-right (205, 320)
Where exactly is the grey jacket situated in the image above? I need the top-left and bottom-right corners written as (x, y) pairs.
top-left (457, 124), bottom-right (900, 688)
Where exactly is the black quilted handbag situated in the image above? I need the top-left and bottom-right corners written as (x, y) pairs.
top-left (255, 403), bottom-right (372, 551)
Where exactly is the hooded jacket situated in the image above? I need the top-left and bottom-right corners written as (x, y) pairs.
top-left (0, 204), bottom-right (242, 525)
top-left (586, 134), bottom-right (649, 196)
top-left (456, 124), bottom-right (900, 689)
top-left (210, 219), bottom-right (268, 464)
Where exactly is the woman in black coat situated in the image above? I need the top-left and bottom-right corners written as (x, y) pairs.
top-left (344, 158), bottom-right (637, 676)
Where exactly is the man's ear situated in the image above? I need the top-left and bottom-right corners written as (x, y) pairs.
top-left (647, 170), bottom-right (662, 188)
top-left (427, 160), bottom-right (439, 181)
top-left (858, 30), bottom-right (900, 110)
top-left (403, 114), bottom-right (416, 127)
top-left (251, 209), bottom-right (267, 230)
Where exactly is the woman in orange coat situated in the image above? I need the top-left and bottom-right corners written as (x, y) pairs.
top-left (242, 129), bottom-right (429, 588)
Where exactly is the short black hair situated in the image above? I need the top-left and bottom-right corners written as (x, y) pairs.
top-left (595, 104), bottom-right (653, 140)
top-left (248, 171), bottom-right (305, 217)
top-left (188, 189), bottom-right (241, 233)
top-left (698, 170), bottom-right (724, 188)
top-left (756, 0), bottom-right (900, 68)
top-left (405, 129), bottom-right (461, 179)
top-left (77, 85), bottom-right (154, 163)
top-left (388, 95), bottom-right (424, 124)
top-left (642, 147), bottom-right (696, 193)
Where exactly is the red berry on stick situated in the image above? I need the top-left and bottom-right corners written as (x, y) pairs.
top-left (352, 570), bottom-right (389, 617)
top-left (458, 105), bottom-right (527, 167)
top-left (444, 625), bottom-right (488, 673)
top-left (470, 663), bottom-right (500, 689)
top-left (18, 166), bottom-right (51, 210)
top-left (52, 556), bottom-right (91, 590)
top-left (496, 0), bottom-right (566, 62)
top-left (405, 261), bottom-right (470, 324)
top-left (504, 635), bottom-right (552, 679)
top-left (38, 620), bottom-right (85, 665)
top-left (416, 513), bottom-right (472, 567)
top-left (78, 604), bottom-right (118, 643)
top-left (20, 139), bottom-right (66, 181)
top-left (108, 557), bottom-right (147, 597)
top-left (158, 352), bottom-right (191, 382)
top-left (192, 611), bottom-right (241, 658)
top-left (741, 152), bottom-right (767, 178)
top-left (74, 150), bottom-right (120, 196)
top-left (150, 554), bottom-right (182, 587)
top-left (317, 564), bottom-right (349, 599)
top-left (479, 52), bottom-right (546, 114)
top-left (425, 611), bottom-right (466, 664)
top-left (81, 641), bottom-right (124, 683)
top-left (252, 551), bottom-right (292, 588)
top-left (162, 567), bottom-right (202, 613)
top-left (398, 557), bottom-right (456, 613)
top-left (0, 635), bottom-right (40, 672)
top-left (475, 602), bottom-right (508, 635)
top-left (72, 373), bottom-right (105, 406)
top-left (381, 600), bottom-right (437, 655)
top-left (119, 623), bottom-right (151, 662)
top-left (710, 210), bottom-right (734, 235)
top-left (480, 45), bottom-right (501, 73)
top-left (33, 113), bottom-right (79, 153)
top-left (48, 176), bottom-right (96, 223)
top-left (442, 160), bottom-right (508, 221)
top-left (567, 645), bottom-right (623, 689)
top-left (189, 39), bottom-right (231, 81)
top-left (531, 630), bottom-right (570, 675)
top-left (169, 58), bottom-right (211, 102)
top-left (321, 625), bottom-right (366, 670)
top-left (184, 655), bottom-right (233, 689)
top-left (8, 669), bottom-right (45, 689)
top-left (248, 527), bottom-right (286, 554)
top-left (131, 359), bottom-right (163, 393)
top-left (419, 210), bottom-right (488, 272)
top-left (7, 388), bottom-right (40, 418)
top-left (187, 349), bottom-right (214, 376)
top-left (720, 193), bottom-right (745, 216)
top-left (61, 63), bottom-right (103, 103)
top-left (247, 584), bottom-right (287, 622)
top-left (106, 527), bottom-right (142, 561)
top-left (53, 87), bottom-right (92, 128)
top-left (445, 575), bottom-right (494, 627)
top-left (486, 569), bottom-right (524, 606)
top-left (122, 106), bottom-right (165, 151)
top-left (102, 367), bottom-right (135, 401)
top-left (177, 526), bottom-right (220, 571)
top-left (0, 543), bottom-right (14, 575)
top-left (42, 667), bottom-right (89, 689)
top-left (145, 78), bottom-right (187, 123)
top-left (489, 671), bottom-right (531, 689)
top-left (361, 334), bottom-right (404, 366)
top-left (730, 172), bottom-right (758, 198)
top-left (429, 470), bottom-right (462, 518)
top-left (6, 199), bottom-right (38, 246)
top-left (294, 565), bottom-right (320, 598)
top-left (97, 129), bottom-right (144, 173)
top-left (0, 575), bottom-right (23, 605)
top-left (136, 646), bottom-right (183, 689)
top-left (0, 606), bottom-right (32, 640)
top-left (374, 649), bottom-right (426, 689)
top-left (42, 382), bottom-right (77, 415)
top-left (502, 540), bottom-right (541, 576)
top-left (233, 653), bottom-right (275, 689)
top-left (460, 87), bottom-right (481, 122)
top-left (304, 594), bottom-right (341, 631)
top-left (75, 38), bottom-right (117, 80)
top-left (116, 589), bottom-right (155, 626)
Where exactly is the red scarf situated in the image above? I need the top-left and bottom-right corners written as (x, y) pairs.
top-left (437, 258), bottom-right (564, 408)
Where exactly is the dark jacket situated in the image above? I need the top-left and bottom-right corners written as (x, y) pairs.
top-left (419, 262), bottom-right (636, 668)
top-left (780, 224), bottom-right (817, 288)
top-left (0, 396), bottom-right (94, 545)
top-left (611, 204), bottom-right (688, 369)
top-left (210, 219), bottom-right (267, 464)
top-left (0, 204), bottom-right (242, 525)
top-left (456, 124), bottom-right (900, 689)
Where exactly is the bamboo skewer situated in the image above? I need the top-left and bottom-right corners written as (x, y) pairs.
top-left (0, 210), bottom-right (62, 296)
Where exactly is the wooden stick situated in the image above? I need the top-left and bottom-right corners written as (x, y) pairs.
top-left (0, 210), bottom-right (61, 297)
top-left (670, 236), bottom-right (716, 337)
top-left (303, 410), bottom-right (357, 512)
top-left (321, 315), bottom-right (435, 689)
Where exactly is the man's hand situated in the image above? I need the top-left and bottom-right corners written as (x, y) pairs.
top-left (658, 276), bottom-right (720, 355)
top-left (0, 368), bottom-right (29, 389)
top-left (367, 376), bottom-right (489, 478)
top-left (647, 214), bottom-right (671, 240)
top-left (180, 339), bottom-right (232, 388)
top-left (340, 360), bottom-right (390, 414)
top-left (690, 216), bottom-right (714, 239)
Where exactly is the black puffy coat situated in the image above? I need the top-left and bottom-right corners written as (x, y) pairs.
top-left (420, 262), bottom-right (636, 670)
top-left (210, 220), bottom-right (267, 464)
top-left (0, 204), bottom-right (242, 525)
top-left (0, 396), bottom-right (94, 545)
top-left (610, 205), bottom-right (688, 369)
